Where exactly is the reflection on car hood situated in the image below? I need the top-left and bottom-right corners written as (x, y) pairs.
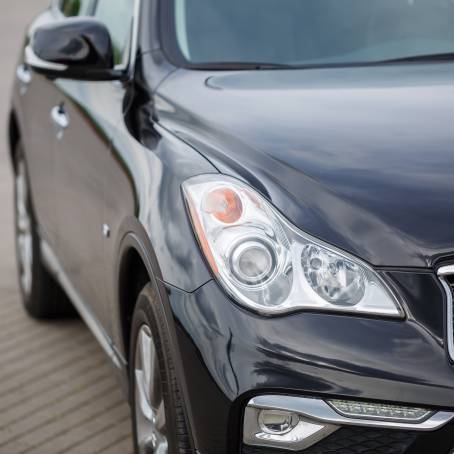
top-left (156, 63), bottom-right (454, 268)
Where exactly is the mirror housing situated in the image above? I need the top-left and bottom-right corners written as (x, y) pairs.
top-left (26, 18), bottom-right (122, 81)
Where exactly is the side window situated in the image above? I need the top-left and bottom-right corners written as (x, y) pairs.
top-left (94, 0), bottom-right (134, 66)
top-left (59, 0), bottom-right (92, 17)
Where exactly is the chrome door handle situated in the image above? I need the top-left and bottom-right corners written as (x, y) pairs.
top-left (16, 64), bottom-right (31, 95)
top-left (17, 64), bottom-right (31, 84)
top-left (51, 105), bottom-right (69, 138)
top-left (51, 105), bottom-right (69, 129)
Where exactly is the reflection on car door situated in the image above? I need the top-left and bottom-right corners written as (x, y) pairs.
top-left (18, 9), bottom-right (62, 251)
top-left (52, 81), bottom-right (124, 329)
top-left (52, 0), bottom-right (134, 331)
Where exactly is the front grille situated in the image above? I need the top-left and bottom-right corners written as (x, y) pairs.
top-left (437, 265), bottom-right (454, 361)
top-left (242, 422), bottom-right (454, 454)
top-left (242, 426), bottom-right (417, 454)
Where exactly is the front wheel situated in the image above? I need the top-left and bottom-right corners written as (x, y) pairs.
top-left (130, 285), bottom-right (192, 454)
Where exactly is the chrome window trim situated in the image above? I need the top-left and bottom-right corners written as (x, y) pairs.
top-left (437, 264), bottom-right (454, 362)
top-left (127, 0), bottom-right (141, 76)
top-left (247, 396), bottom-right (454, 432)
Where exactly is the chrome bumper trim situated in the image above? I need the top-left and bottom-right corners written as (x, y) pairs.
top-left (248, 395), bottom-right (454, 432)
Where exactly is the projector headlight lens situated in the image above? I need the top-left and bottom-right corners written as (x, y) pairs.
top-left (230, 239), bottom-right (277, 286)
top-left (183, 175), bottom-right (403, 317)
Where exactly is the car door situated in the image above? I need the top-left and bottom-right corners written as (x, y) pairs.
top-left (17, 6), bottom-right (64, 251)
top-left (53, 0), bottom-right (135, 329)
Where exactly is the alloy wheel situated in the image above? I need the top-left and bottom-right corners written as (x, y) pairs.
top-left (134, 325), bottom-right (168, 454)
top-left (15, 160), bottom-right (33, 297)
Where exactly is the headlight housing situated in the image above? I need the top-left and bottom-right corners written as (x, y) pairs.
top-left (183, 175), bottom-right (403, 317)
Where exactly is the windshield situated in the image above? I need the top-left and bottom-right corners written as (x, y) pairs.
top-left (165, 0), bottom-right (454, 67)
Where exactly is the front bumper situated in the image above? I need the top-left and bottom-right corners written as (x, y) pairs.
top-left (243, 395), bottom-right (454, 452)
top-left (166, 269), bottom-right (454, 454)
top-left (241, 423), bottom-right (454, 454)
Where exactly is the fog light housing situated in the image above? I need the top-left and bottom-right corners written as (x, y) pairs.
top-left (327, 400), bottom-right (431, 423)
top-left (244, 406), bottom-right (338, 451)
top-left (258, 409), bottom-right (299, 435)
top-left (243, 395), bottom-right (453, 451)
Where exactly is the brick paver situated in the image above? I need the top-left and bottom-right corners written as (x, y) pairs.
top-left (0, 3), bottom-right (133, 453)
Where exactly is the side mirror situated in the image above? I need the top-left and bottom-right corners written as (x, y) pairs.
top-left (25, 18), bottom-right (121, 81)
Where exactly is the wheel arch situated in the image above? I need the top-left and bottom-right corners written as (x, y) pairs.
top-left (115, 222), bottom-right (198, 451)
top-left (116, 227), bottom-right (164, 368)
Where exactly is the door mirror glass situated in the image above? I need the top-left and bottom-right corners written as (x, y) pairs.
top-left (26, 18), bottom-right (120, 80)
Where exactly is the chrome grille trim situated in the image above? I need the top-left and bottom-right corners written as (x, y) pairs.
top-left (437, 265), bottom-right (454, 362)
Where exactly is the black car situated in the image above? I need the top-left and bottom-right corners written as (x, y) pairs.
top-left (8, 0), bottom-right (454, 453)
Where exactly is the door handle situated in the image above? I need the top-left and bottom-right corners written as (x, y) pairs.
top-left (16, 64), bottom-right (31, 95)
top-left (51, 105), bottom-right (69, 138)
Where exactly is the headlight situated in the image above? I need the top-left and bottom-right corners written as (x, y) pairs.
top-left (183, 175), bottom-right (403, 317)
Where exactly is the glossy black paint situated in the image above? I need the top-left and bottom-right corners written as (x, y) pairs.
top-left (155, 64), bottom-right (454, 269)
top-left (8, 1), bottom-right (454, 453)
top-left (168, 274), bottom-right (454, 453)
top-left (32, 17), bottom-right (116, 79)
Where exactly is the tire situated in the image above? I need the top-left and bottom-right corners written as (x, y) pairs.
top-left (130, 284), bottom-right (192, 454)
top-left (13, 141), bottom-right (76, 319)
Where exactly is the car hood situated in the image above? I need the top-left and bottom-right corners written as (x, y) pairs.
top-left (155, 63), bottom-right (454, 268)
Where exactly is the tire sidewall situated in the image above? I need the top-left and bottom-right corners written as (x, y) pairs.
top-left (130, 284), bottom-right (190, 454)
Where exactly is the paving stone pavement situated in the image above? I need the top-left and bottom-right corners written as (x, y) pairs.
top-left (0, 3), bottom-right (133, 453)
